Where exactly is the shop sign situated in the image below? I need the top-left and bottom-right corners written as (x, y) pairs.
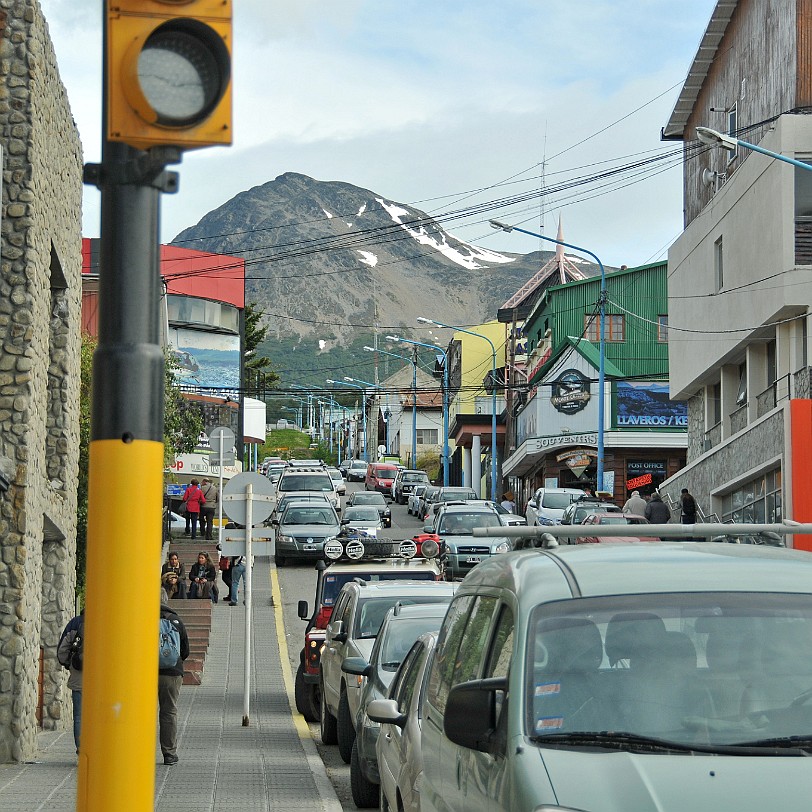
top-left (626, 460), bottom-right (666, 491)
top-left (529, 433), bottom-right (598, 455)
top-left (615, 381), bottom-right (687, 428)
top-left (556, 448), bottom-right (597, 478)
top-left (550, 369), bottom-right (591, 415)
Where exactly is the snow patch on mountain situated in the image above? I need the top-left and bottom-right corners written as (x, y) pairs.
top-left (322, 208), bottom-right (334, 219)
top-left (357, 250), bottom-right (378, 267)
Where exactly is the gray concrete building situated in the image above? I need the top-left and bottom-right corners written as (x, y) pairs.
top-left (0, 2), bottom-right (83, 761)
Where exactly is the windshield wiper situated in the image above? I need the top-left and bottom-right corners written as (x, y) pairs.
top-left (731, 735), bottom-right (812, 751)
top-left (529, 730), bottom-right (754, 755)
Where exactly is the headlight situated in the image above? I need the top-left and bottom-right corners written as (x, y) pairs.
top-left (494, 541), bottom-right (510, 554)
top-left (280, 535), bottom-right (295, 543)
top-left (420, 538), bottom-right (439, 558)
top-left (538, 517), bottom-right (555, 526)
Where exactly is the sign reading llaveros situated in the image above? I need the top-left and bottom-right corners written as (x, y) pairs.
top-left (168, 453), bottom-right (242, 481)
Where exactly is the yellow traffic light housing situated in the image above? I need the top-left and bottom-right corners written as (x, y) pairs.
top-left (106, 0), bottom-right (232, 152)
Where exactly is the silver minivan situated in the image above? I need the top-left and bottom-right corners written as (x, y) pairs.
top-left (420, 543), bottom-right (812, 811)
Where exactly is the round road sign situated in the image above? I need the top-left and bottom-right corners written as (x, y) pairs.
top-left (222, 472), bottom-right (275, 525)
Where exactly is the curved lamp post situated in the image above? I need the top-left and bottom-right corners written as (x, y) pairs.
top-left (418, 316), bottom-right (499, 502)
top-left (489, 218), bottom-right (608, 492)
top-left (365, 345), bottom-right (418, 466)
top-left (696, 126), bottom-right (812, 171)
top-left (327, 378), bottom-right (369, 461)
top-left (388, 335), bottom-right (449, 486)
top-left (344, 376), bottom-right (385, 462)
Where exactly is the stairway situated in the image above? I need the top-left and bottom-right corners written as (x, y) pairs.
top-left (164, 541), bottom-right (222, 685)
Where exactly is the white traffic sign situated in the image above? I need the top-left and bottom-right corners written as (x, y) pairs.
top-left (209, 425), bottom-right (235, 455)
top-left (222, 472), bottom-right (275, 525)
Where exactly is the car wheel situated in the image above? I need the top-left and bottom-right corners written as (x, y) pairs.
top-left (274, 552), bottom-right (287, 567)
top-left (351, 738), bottom-right (379, 808)
top-left (319, 680), bottom-right (338, 745)
top-left (295, 664), bottom-right (320, 723)
top-left (337, 690), bottom-right (356, 763)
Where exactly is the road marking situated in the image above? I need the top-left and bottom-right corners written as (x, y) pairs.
top-left (269, 563), bottom-right (342, 812)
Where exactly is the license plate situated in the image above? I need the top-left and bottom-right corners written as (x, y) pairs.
top-left (465, 556), bottom-right (482, 564)
top-left (303, 544), bottom-right (317, 551)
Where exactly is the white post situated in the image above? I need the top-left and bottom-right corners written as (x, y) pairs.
top-left (242, 483), bottom-right (253, 726)
top-left (471, 434), bottom-right (482, 498)
top-left (217, 442), bottom-right (224, 547)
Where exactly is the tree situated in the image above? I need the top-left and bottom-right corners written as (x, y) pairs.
top-left (244, 301), bottom-right (278, 390)
top-left (164, 351), bottom-right (205, 467)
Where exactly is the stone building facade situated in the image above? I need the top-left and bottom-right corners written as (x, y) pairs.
top-left (0, 2), bottom-right (83, 761)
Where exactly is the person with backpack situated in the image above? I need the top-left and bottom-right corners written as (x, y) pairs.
top-left (57, 610), bottom-right (84, 754)
top-left (159, 600), bottom-right (189, 766)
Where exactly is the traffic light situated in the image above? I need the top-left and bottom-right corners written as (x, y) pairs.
top-left (106, 0), bottom-right (232, 151)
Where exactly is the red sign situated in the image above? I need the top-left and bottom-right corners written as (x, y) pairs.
top-left (626, 473), bottom-right (653, 490)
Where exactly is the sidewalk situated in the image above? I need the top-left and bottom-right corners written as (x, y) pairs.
top-left (0, 560), bottom-right (340, 812)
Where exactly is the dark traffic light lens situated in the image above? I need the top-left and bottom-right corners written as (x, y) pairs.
top-left (138, 21), bottom-right (230, 127)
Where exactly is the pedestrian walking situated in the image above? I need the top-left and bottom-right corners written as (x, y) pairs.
top-left (229, 555), bottom-right (247, 606)
top-left (680, 488), bottom-right (698, 524)
top-left (158, 600), bottom-right (189, 766)
top-left (181, 479), bottom-right (206, 540)
top-left (623, 489), bottom-right (647, 517)
top-left (200, 477), bottom-right (219, 540)
top-left (644, 491), bottom-right (672, 539)
top-left (500, 491), bottom-right (516, 513)
top-left (57, 610), bottom-right (84, 754)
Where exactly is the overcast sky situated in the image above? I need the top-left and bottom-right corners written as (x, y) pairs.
top-left (40, 0), bottom-right (718, 268)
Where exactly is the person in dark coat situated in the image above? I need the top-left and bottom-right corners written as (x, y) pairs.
top-left (158, 601), bottom-right (190, 765)
top-left (680, 488), bottom-right (698, 524)
top-left (644, 491), bottom-right (672, 539)
top-left (187, 551), bottom-right (217, 601)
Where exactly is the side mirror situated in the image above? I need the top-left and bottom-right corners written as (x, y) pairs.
top-left (367, 698), bottom-right (406, 727)
top-left (329, 619), bottom-right (346, 644)
top-left (528, 500), bottom-right (537, 510)
top-left (444, 677), bottom-right (507, 752)
top-left (297, 600), bottom-right (309, 620)
top-left (341, 517), bottom-right (349, 525)
top-left (423, 525), bottom-right (434, 534)
top-left (342, 656), bottom-right (372, 677)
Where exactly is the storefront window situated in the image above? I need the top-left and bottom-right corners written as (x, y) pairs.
top-left (722, 468), bottom-right (781, 524)
top-left (625, 460), bottom-right (666, 496)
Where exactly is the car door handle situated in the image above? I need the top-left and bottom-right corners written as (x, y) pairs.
top-left (456, 752), bottom-right (462, 788)
top-left (384, 732), bottom-right (392, 740)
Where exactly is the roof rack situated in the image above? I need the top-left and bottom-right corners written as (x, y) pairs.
top-left (323, 530), bottom-right (438, 563)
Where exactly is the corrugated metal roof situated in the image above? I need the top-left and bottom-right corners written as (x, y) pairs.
top-left (662, 0), bottom-right (738, 140)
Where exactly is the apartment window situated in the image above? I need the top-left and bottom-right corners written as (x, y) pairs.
top-left (714, 236), bottom-right (724, 291)
top-left (736, 362), bottom-right (747, 406)
top-left (766, 340), bottom-right (777, 386)
top-left (726, 104), bottom-right (738, 164)
top-left (584, 313), bottom-right (625, 342)
top-left (721, 468), bottom-right (781, 524)
top-left (415, 428), bottom-right (438, 445)
top-left (709, 383), bottom-right (721, 426)
top-left (657, 315), bottom-right (668, 342)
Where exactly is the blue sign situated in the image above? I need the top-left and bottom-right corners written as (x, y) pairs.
top-left (614, 382), bottom-right (687, 429)
top-left (166, 484), bottom-right (185, 497)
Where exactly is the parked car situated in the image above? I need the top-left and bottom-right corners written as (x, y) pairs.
top-left (272, 500), bottom-right (341, 566)
top-left (558, 495), bottom-right (621, 541)
top-left (346, 490), bottom-right (392, 527)
top-left (294, 545), bottom-right (445, 723)
top-left (368, 632), bottom-right (438, 812)
top-left (421, 486), bottom-right (478, 520)
top-left (343, 604), bottom-right (452, 807)
top-left (276, 466), bottom-right (340, 513)
top-left (338, 459), bottom-right (351, 477)
top-left (393, 469), bottom-right (430, 504)
top-left (327, 466), bottom-right (346, 496)
top-left (407, 484), bottom-right (427, 516)
top-left (365, 462), bottom-right (399, 493)
top-left (420, 543), bottom-right (812, 812)
top-left (577, 511), bottom-right (659, 543)
top-left (426, 503), bottom-right (511, 579)
top-left (417, 484), bottom-right (439, 520)
top-left (320, 579), bottom-right (457, 763)
top-left (341, 505), bottom-right (384, 535)
top-left (525, 486), bottom-right (583, 526)
top-left (347, 459), bottom-right (368, 482)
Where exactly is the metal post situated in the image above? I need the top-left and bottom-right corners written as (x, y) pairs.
top-left (242, 483), bottom-right (253, 725)
top-left (218, 443), bottom-right (224, 547)
top-left (79, 138), bottom-right (167, 810)
top-left (412, 348), bottom-right (417, 466)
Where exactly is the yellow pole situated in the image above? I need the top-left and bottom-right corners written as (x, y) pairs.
top-left (78, 439), bottom-right (163, 808)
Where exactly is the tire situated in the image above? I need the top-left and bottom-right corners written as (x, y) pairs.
top-left (351, 738), bottom-right (379, 808)
top-left (295, 664), bottom-right (320, 723)
top-left (320, 680), bottom-right (338, 745)
top-left (337, 689), bottom-right (356, 764)
top-left (274, 551), bottom-right (287, 567)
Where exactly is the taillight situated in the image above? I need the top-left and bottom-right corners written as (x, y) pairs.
top-left (315, 606), bottom-right (333, 629)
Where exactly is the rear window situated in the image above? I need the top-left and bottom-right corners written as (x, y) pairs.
top-left (440, 489), bottom-right (478, 501)
top-left (437, 512), bottom-right (503, 533)
top-left (356, 596), bottom-right (451, 638)
top-left (541, 492), bottom-right (576, 509)
top-left (322, 570), bottom-right (436, 606)
top-left (279, 474), bottom-right (333, 492)
top-left (373, 466), bottom-right (398, 478)
top-left (380, 615), bottom-right (446, 670)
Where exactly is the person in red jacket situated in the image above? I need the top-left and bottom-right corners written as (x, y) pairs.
top-left (181, 479), bottom-right (206, 540)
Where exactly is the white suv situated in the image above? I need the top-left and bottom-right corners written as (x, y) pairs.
top-left (525, 487), bottom-right (583, 526)
top-left (276, 467), bottom-right (340, 513)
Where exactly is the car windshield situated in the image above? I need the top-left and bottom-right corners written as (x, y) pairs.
top-left (344, 507), bottom-right (380, 522)
top-left (379, 616), bottom-right (446, 670)
top-left (328, 470), bottom-right (342, 481)
top-left (282, 507), bottom-right (335, 525)
top-left (412, 486), bottom-right (426, 497)
top-left (441, 489), bottom-right (478, 501)
top-left (437, 512), bottom-right (503, 534)
top-left (353, 493), bottom-right (385, 506)
top-left (403, 473), bottom-right (428, 483)
top-left (355, 596), bottom-right (451, 639)
top-left (279, 474), bottom-right (333, 492)
top-left (541, 492), bottom-right (577, 509)
top-left (597, 515), bottom-right (636, 525)
top-left (321, 570), bottom-right (436, 606)
top-left (527, 592), bottom-right (812, 749)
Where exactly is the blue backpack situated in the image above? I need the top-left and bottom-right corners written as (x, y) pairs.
top-left (159, 617), bottom-right (182, 669)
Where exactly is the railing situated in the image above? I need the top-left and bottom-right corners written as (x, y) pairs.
top-left (661, 491), bottom-right (719, 524)
top-left (703, 421), bottom-right (721, 452)
top-left (729, 403), bottom-right (748, 434)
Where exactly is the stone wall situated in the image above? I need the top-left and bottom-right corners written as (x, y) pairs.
top-left (0, 1), bottom-right (82, 762)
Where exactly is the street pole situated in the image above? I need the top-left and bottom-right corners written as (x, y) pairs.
top-left (242, 483), bottom-right (253, 726)
top-left (489, 220), bottom-right (607, 493)
top-left (412, 347), bottom-right (418, 467)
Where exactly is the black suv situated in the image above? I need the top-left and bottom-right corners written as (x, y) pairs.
top-left (393, 469), bottom-right (430, 504)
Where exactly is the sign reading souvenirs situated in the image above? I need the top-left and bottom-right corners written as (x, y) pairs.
top-left (550, 369), bottom-right (591, 415)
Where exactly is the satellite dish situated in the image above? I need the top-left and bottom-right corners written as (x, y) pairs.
top-left (701, 168), bottom-right (716, 188)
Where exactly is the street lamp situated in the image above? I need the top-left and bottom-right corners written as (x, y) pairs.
top-left (388, 335), bottom-right (450, 486)
top-left (489, 218), bottom-right (608, 493)
top-left (696, 126), bottom-right (812, 171)
top-left (327, 378), bottom-right (373, 462)
top-left (418, 316), bottom-right (499, 502)
top-left (365, 344), bottom-right (418, 466)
